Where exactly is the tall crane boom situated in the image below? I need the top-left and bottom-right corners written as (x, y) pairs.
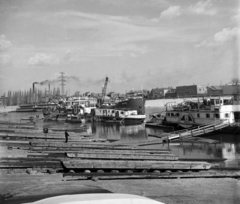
top-left (101, 77), bottom-right (108, 105)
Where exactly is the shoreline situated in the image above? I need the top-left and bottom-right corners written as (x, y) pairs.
top-left (0, 173), bottom-right (239, 204)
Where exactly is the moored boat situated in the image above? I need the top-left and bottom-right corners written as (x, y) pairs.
top-left (16, 104), bottom-right (37, 112)
top-left (162, 96), bottom-right (240, 131)
top-left (93, 108), bottom-right (146, 125)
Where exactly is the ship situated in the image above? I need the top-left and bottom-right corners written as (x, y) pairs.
top-left (15, 104), bottom-right (37, 112)
top-left (94, 108), bottom-right (146, 125)
top-left (146, 96), bottom-right (240, 133)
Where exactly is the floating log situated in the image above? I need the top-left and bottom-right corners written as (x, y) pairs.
top-left (62, 160), bottom-right (211, 170)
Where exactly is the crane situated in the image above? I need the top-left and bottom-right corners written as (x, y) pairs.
top-left (101, 77), bottom-right (108, 106)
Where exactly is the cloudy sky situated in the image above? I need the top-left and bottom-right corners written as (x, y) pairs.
top-left (0, 0), bottom-right (239, 95)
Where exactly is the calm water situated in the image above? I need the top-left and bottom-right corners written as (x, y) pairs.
top-left (0, 107), bottom-right (239, 168)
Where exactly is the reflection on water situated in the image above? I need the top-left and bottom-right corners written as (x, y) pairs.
top-left (0, 108), bottom-right (239, 168)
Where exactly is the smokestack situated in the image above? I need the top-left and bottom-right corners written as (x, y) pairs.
top-left (33, 82), bottom-right (38, 94)
top-left (48, 84), bottom-right (50, 95)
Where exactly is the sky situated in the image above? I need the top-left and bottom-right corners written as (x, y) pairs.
top-left (0, 0), bottom-right (239, 95)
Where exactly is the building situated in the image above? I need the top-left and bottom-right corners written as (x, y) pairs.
top-left (148, 88), bottom-right (169, 99)
top-left (165, 89), bottom-right (177, 98)
top-left (176, 85), bottom-right (207, 97)
top-left (222, 85), bottom-right (240, 95)
top-left (206, 86), bottom-right (223, 95)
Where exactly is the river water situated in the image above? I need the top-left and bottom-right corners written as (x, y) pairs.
top-left (0, 106), bottom-right (239, 168)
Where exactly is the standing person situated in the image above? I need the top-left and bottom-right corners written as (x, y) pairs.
top-left (65, 130), bottom-right (69, 143)
top-left (43, 128), bottom-right (48, 141)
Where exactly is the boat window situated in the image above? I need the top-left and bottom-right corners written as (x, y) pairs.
top-left (121, 111), bottom-right (124, 114)
top-left (171, 113), bottom-right (174, 116)
top-left (188, 116), bottom-right (192, 121)
top-left (197, 113), bottom-right (200, 118)
top-left (225, 113), bottom-right (229, 118)
top-left (210, 99), bottom-right (215, 105)
top-left (215, 114), bottom-right (219, 118)
top-left (176, 113), bottom-right (179, 116)
top-left (216, 99), bottom-right (219, 104)
top-left (167, 113), bottom-right (170, 116)
top-left (181, 115), bottom-right (185, 121)
top-left (206, 113), bottom-right (210, 118)
top-left (112, 110), bottom-right (115, 113)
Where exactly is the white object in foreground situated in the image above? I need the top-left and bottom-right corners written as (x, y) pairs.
top-left (31, 193), bottom-right (165, 204)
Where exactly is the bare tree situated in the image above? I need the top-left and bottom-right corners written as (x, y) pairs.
top-left (231, 78), bottom-right (240, 86)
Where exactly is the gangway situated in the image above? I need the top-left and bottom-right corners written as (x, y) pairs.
top-left (161, 120), bottom-right (230, 142)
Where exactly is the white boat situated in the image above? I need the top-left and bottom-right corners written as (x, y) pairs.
top-left (162, 96), bottom-right (240, 129)
top-left (94, 108), bottom-right (146, 125)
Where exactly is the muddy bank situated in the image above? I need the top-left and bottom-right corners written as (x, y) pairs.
top-left (0, 173), bottom-right (239, 204)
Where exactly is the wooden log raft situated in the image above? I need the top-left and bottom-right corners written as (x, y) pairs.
top-left (62, 160), bottom-right (211, 170)
top-left (66, 152), bottom-right (178, 161)
top-left (30, 141), bottom-right (131, 149)
top-left (0, 131), bottom-right (92, 138)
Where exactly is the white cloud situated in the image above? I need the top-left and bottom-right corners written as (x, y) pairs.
top-left (160, 6), bottom-right (181, 19)
top-left (189, 0), bottom-right (217, 15)
top-left (196, 27), bottom-right (239, 47)
top-left (0, 35), bottom-right (12, 52)
top-left (28, 53), bottom-right (59, 66)
top-left (214, 27), bottom-right (239, 43)
top-left (232, 9), bottom-right (240, 22)
top-left (0, 54), bottom-right (11, 67)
